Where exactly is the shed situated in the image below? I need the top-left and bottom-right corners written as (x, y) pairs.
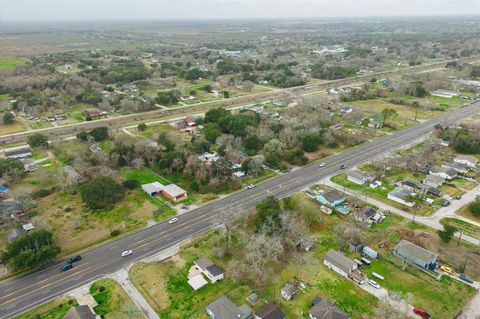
top-left (141, 182), bottom-right (164, 196)
top-left (188, 274), bottom-right (208, 291)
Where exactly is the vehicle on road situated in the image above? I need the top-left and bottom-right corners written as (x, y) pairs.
top-left (340, 164), bottom-right (347, 169)
top-left (440, 265), bottom-right (456, 276)
top-left (121, 250), bottom-right (133, 257)
top-left (318, 162), bottom-right (326, 168)
top-left (169, 217), bottom-right (178, 224)
top-left (413, 308), bottom-right (431, 319)
top-left (67, 255), bottom-right (82, 264)
top-left (60, 263), bottom-right (73, 272)
top-left (245, 184), bottom-right (256, 189)
top-left (368, 279), bottom-right (380, 289)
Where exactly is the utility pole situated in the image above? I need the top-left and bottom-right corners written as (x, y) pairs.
top-left (457, 230), bottom-right (464, 246)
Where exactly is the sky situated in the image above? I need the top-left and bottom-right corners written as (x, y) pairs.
top-left (1, 0), bottom-right (479, 22)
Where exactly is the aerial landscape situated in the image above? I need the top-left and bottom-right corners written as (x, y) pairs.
top-left (0, 1), bottom-right (480, 318)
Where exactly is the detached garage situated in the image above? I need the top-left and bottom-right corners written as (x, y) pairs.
top-left (141, 182), bottom-right (164, 196)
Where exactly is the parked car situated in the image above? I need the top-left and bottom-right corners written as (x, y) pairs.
top-left (121, 250), bottom-right (133, 257)
top-left (60, 263), bottom-right (73, 272)
top-left (168, 218), bottom-right (178, 224)
top-left (368, 279), bottom-right (380, 289)
top-left (318, 162), bottom-right (326, 168)
top-left (413, 308), bottom-right (431, 319)
top-left (440, 265), bottom-right (456, 276)
top-left (67, 255), bottom-right (82, 264)
top-left (458, 274), bottom-right (474, 284)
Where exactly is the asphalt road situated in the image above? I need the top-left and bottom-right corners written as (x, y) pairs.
top-left (1, 56), bottom-right (478, 147)
top-left (0, 101), bottom-right (479, 318)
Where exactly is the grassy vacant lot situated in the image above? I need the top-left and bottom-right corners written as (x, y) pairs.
top-left (0, 57), bottom-right (27, 69)
top-left (91, 279), bottom-right (143, 319)
top-left (456, 204), bottom-right (480, 223)
top-left (65, 103), bottom-right (96, 123)
top-left (440, 218), bottom-right (480, 240)
top-left (350, 99), bottom-right (441, 120)
top-left (128, 122), bottom-right (191, 144)
top-left (13, 296), bottom-right (77, 319)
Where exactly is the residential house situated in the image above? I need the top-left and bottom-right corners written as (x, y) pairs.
top-left (422, 175), bottom-right (445, 188)
top-left (55, 113), bottom-right (67, 121)
top-left (442, 161), bottom-right (470, 173)
top-left (198, 152), bottom-right (220, 165)
top-left (185, 117), bottom-right (196, 127)
top-left (429, 166), bottom-right (457, 180)
top-left (387, 188), bottom-right (414, 207)
top-left (354, 206), bottom-right (376, 225)
top-left (400, 180), bottom-right (425, 193)
top-left (340, 105), bottom-right (353, 114)
top-left (392, 239), bottom-right (438, 270)
top-left (280, 283), bottom-right (296, 301)
top-left (254, 304), bottom-right (286, 319)
top-left (84, 110), bottom-right (107, 119)
top-left (0, 201), bottom-right (25, 229)
top-left (205, 295), bottom-right (250, 319)
top-left (454, 155), bottom-right (478, 168)
top-left (315, 190), bottom-right (347, 212)
top-left (63, 305), bottom-right (96, 319)
top-left (428, 137), bottom-right (449, 148)
top-left (299, 238), bottom-right (316, 251)
top-left (427, 187), bottom-right (442, 198)
top-left (47, 116), bottom-right (56, 122)
top-left (309, 296), bottom-right (350, 319)
top-left (194, 257), bottom-right (225, 283)
top-left (323, 249), bottom-right (357, 279)
top-left (347, 171), bottom-right (373, 185)
top-left (4, 147), bottom-right (32, 159)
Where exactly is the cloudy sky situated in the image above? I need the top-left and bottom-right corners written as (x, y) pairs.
top-left (1, 0), bottom-right (479, 22)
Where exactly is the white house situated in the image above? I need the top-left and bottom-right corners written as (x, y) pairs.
top-left (194, 257), bottom-right (225, 283)
top-left (323, 249), bottom-right (357, 278)
top-left (387, 188), bottom-right (415, 207)
top-left (429, 166), bottom-right (457, 180)
top-left (454, 155), bottom-right (478, 168)
top-left (347, 171), bottom-right (373, 185)
top-left (280, 283), bottom-right (296, 301)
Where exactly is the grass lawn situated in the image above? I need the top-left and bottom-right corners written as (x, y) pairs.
top-left (440, 218), bottom-right (480, 240)
top-left (91, 279), bottom-right (143, 318)
top-left (0, 57), bottom-right (27, 69)
top-left (456, 204), bottom-right (480, 223)
top-left (13, 296), bottom-right (77, 319)
top-left (65, 103), bottom-right (95, 122)
top-left (350, 99), bottom-right (440, 120)
top-left (120, 166), bottom-right (172, 185)
top-left (0, 122), bottom-right (26, 135)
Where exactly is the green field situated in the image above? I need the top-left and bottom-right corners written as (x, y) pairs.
top-left (13, 296), bottom-right (77, 319)
top-left (0, 57), bottom-right (27, 69)
top-left (91, 279), bottom-right (143, 319)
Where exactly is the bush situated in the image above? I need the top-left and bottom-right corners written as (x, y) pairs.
top-left (3, 112), bottom-right (15, 124)
top-left (468, 197), bottom-right (480, 217)
top-left (110, 230), bottom-right (120, 237)
top-left (35, 189), bottom-right (52, 198)
top-left (122, 179), bottom-right (140, 189)
top-left (76, 131), bottom-right (89, 141)
top-left (137, 123), bottom-right (147, 131)
top-left (89, 127), bottom-right (109, 142)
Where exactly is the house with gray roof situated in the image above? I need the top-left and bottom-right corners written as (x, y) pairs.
top-left (4, 147), bottom-right (32, 159)
top-left (354, 206), bottom-right (376, 224)
top-left (309, 296), bottom-right (350, 319)
top-left (454, 154), bottom-right (478, 167)
top-left (422, 175), bottom-right (445, 188)
top-left (347, 171), bottom-right (373, 185)
top-left (323, 249), bottom-right (357, 278)
top-left (392, 239), bottom-right (438, 270)
top-left (254, 304), bottom-right (286, 319)
top-left (205, 295), bottom-right (250, 319)
top-left (194, 257), bottom-right (225, 283)
top-left (63, 305), bottom-right (96, 319)
top-left (387, 188), bottom-right (414, 207)
top-left (0, 201), bottom-right (25, 229)
top-left (280, 283), bottom-right (296, 301)
top-left (429, 166), bottom-right (457, 180)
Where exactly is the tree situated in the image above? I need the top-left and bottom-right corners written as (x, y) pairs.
top-left (122, 179), bottom-right (139, 189)
top-left (438, 225), bottom-right (457, 243)
top-left (28, 133), bottom-right (48, 148)
top-left (79, 177), bottom-right (125, 210)
top-left (137, 123), bottom-right (147, 131)
top-left (0, 158), bottom-right (24, 180)
top-left (203, 123), bottom-right (221, 143)
top-left (211, 158), bottom-right (232, 178)
top-left (76, 131), bottom-right (89, 141)
top-left (381, 108), bottom-right (398, 126)
top-left (255, 196), bottom-right (282, 234)
top-left (89, 127), bottom-right (109, 142)
top-left (3, 113), bottom-right (15, 124)
top-left (205, 108), bottom-right (231, 123)
top-left (1, 230), bottom-right (60, 271)
top-left (302, 133), bottom-right (322, 152)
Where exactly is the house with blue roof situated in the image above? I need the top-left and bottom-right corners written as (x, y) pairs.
top-left (315, 190), bottom-right (349, 215)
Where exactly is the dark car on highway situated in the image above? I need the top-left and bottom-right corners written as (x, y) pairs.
top-left (67, 255), bottom-right (82, 264)
top-left (60, 263), bottom-right (73, 272)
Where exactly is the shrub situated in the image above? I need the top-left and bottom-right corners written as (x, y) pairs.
top-left (122, 179), bottom-right (140, 190)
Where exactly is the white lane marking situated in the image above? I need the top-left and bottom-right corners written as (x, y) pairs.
top-left (5, 303), bottom-right (17, 310)
top-left (41, 289), bottom-right (51, 295)
top-left (109, 245), bottom-right (117, 250)
top-left (38, 274), bottom-right (47, 278)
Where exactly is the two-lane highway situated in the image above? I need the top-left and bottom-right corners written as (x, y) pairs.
top-left (0, 100), bottom-right (479, 318)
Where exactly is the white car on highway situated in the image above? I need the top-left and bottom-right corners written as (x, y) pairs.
top-left (318, 162), bottom-right (326, 168)
top-left (121, 250), bottom-right (133, 257)
top-left (245, 184), bottom-right (256, 189)
top-left (169, 217), bottom-right (178, 224)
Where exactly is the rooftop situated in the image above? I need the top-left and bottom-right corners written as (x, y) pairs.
top-left (394, 239), bottom-right (438, 264)
top-left (324, 249), bottom-right (356, 274)
top-left (206, 295), bottom-right (244, 319)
